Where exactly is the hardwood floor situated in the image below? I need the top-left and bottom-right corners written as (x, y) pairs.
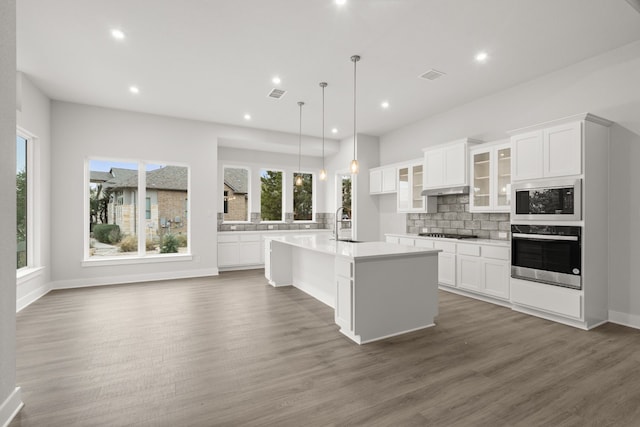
top-left (10, 269), bottom-right (640, 426)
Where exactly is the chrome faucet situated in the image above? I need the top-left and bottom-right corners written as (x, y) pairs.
top-left (334, 206), bottom-right (352, 241)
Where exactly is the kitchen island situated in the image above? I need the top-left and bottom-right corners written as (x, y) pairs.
top-left (264, 233), bottom-right (441, 344)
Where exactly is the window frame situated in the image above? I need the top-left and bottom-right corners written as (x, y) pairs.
top-left (292, 170), bottom-right (316, 222)
top-left (16, 127), bottom-right (36, 277)
top-left (259, 168), bottom-right (285, 223)
top-left (221, 165), bottom-right (251, 223)
top-left (83, 157), bottom-right (192, 265)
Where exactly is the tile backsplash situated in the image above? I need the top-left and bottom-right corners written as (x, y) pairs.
top-left (406, 195), bottom-right (510, 240)
top-left (218, 212), bottom-right (333, 232)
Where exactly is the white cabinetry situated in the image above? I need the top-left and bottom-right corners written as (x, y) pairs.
top-left (335, 257), bottom-right (354, 332)
top-left (457, 244), bottom-right (509, 300)
top-left (434, 241), bottom-right (456, 286)
top-left (369, 166), bottom-right (397, 194)
top-left (469, 142), bottom-right (511, 212)
top-left (511, 121), bottom-right (582, 181)
top-left (387, 234), bottom-right (510, 301)
top-left (218, 234), bottom-right (241, 267)
top-left (423, 139), bottom-right (481, 190)
top-left (397, 161), bottom-right (426, 212)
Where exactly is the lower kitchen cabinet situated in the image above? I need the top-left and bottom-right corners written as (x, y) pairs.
top-left (457, 243), bottom-right (509, 300)
top-left (218, 233), bottom-right (263, 268)
top-left (386, 234), bottom-right (510, 301)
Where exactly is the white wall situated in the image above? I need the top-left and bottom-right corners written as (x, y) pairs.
top-left (324, 133), bottom-right (380, 241)
top-left (16, 73), bottom-right (51, 310)
top-left (218, 146), bottom-right (327, 215)
top-left (378, 40), bottom-right (640, 322)
top-left (0, 0), bottom-right (23, 424)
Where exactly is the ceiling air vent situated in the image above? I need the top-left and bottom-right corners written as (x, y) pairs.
top-left (419, 69), bottom-right (446, 81)
top-left (267, 88), bottom-right (287, 100)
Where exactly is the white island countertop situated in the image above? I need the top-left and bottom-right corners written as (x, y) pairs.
top-left (266, 233), bottom-right (440, 261)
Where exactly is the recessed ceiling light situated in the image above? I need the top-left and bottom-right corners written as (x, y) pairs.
top-left (272, 76), bottom-right (281, 85)
top-left (244, 114), bottom-right (251, 120)
top-left (381, 101), bottom-right (390, 109)
top-left (335, 0), bottom-right (346, 5)
top-left (331, 128), bottom-right (338, 134)
top-left (475, 51), bottom-right (489, 62)
top-left (129, 86), bottom-right (139, 94)
top-left (111, 29), bottom-right (125, 40)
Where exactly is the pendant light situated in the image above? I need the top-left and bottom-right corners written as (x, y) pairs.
top-left (319, 82), bottom-right (328, 181)
top-left (296, 101), bottom-right (304, 187)
top-left (350, 55), bottom-right (360, 174)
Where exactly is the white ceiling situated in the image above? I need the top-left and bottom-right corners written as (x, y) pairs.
top-left (17, 0), bottom-right (640, 142)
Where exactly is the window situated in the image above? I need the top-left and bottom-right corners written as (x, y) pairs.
top-left (88, 159), bottom-right (189, 258)
top-left (16, 135), bottom-right (28, 269)
top-left (293, 172), bottom-right (313, 221)
top-left (260, 169), bottom-right (283, 221)
top-left (223, 167), bottom-right (249, 222)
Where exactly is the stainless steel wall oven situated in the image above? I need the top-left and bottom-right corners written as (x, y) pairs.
top-left (511, 224), bottom-right (582, 289)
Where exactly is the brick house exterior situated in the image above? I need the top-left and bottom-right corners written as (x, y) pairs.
top-left (223, 168), bottom-right (248, 221)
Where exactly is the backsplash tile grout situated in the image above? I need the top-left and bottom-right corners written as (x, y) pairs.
top-left (406, 195), bottom-right (510, 240)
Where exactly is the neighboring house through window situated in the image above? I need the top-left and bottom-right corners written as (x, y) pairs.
top-left (88, 159), bottom-right (190, 258)
top-left (223, 167), bottom-right (249, 222)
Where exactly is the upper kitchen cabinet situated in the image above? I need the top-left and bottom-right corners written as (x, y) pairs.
top-left (469, 141), bottom-right (511, 212)
top-left (369, 165), bottom-right (397, 194)
top-left (423, 138), bottom-right (482, 189)
top-left (510, 115), bottom-right (612, 182)
top-left (397, 160), bottom-right (427, 212)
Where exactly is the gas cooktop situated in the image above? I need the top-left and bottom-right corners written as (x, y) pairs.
top-left (418, 233), bottom-right (478, 240)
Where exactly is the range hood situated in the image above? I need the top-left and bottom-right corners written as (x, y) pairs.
top-left (421, 185), bottom-right (470, 197)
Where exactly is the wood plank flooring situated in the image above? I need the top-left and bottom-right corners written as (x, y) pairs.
top-left (9, 269), bottom-right (640, 426)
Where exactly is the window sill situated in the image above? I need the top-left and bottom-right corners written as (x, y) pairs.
top-left (82, 253), bottom-right (193, 268)
top-left (17, 266), bottom-right (45, 285)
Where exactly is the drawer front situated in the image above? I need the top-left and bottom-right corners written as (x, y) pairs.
top-left (335, 257), bottom-right (353, 279)
top-left (483, 245), bottom-right (510, 261)
top-left (434, 241), bottom-right (456, 253)
top-left (414, 239), bottom-right (434, 249)
top-left (511, 278), bottom-right (582, 319)
top-left (386, 236), bottom-right (400, 244)
top-left (239, 233), bottom-right (261, 242)
top-left (398, 237), bottom-right (415, 246)
top-left (218, 234), bottom-right (239, 243)
top-left (457, 243), bottom-right (480, 257)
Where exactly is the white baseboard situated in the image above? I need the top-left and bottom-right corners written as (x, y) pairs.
top-left (49, 268), bottom-right (220, 290)
top-left (0, 387), bottom-right (23, 427)
top-left (17, 284), bottom-right (51, 312)
top-left (609, 310), bottom-right (640, 330)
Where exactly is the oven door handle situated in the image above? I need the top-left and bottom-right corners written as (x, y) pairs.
top-left (512, 233), bottom-right (579, 241)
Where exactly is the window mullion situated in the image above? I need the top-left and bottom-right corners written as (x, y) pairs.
top-left (138, 162), bottom-right (146, 255)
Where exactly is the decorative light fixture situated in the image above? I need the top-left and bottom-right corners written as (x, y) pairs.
top-left (350, 55), bottom-right (360, 174)
top-left (296, 101), bottom-right (305, 186)
top-left (319, 82), bottom-right (328, 181)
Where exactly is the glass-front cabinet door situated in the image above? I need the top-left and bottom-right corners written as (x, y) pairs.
top-left (397, 166), bottom-right (410, 212)
top-left (472, 151), bottom-right (491, 210)
top-left (496, 146), bottom-right (511, 209)
top-left (469, 143), bottom-right (511, 212)
top-left (411, 165), bottom-right (424, 210)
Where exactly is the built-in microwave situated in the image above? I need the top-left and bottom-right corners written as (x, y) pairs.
top-left (511, 178), bottom-right (581, 221)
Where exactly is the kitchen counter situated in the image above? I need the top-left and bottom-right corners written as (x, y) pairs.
top-left (264, 234), bottom-right (440, 344)
top-left (386, 232), bottom-right (510, 247)
top-left (268, 233), bottom-right (441, 260)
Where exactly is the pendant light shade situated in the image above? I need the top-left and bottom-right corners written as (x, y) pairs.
top-left (350, 55), bottom-right (360, 174)
top-left (296, 101), bottom-right (304, 186)
top-left (319, 82), bottom-right (328, 181)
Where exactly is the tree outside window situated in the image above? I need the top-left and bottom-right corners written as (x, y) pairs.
top-left (260, 170), bottom-right (283, 221)
top-left (293, 173), bottom-right (313, 221)
top-left (16, 135), bottom-right (28, 269)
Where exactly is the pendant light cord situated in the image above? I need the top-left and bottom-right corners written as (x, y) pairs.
top-left (353, 57), bottom-right (357, 162)
top-left (322, 85), bottom-right (325, 171)
top-left (298, 101), bottom-right (303, 176)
